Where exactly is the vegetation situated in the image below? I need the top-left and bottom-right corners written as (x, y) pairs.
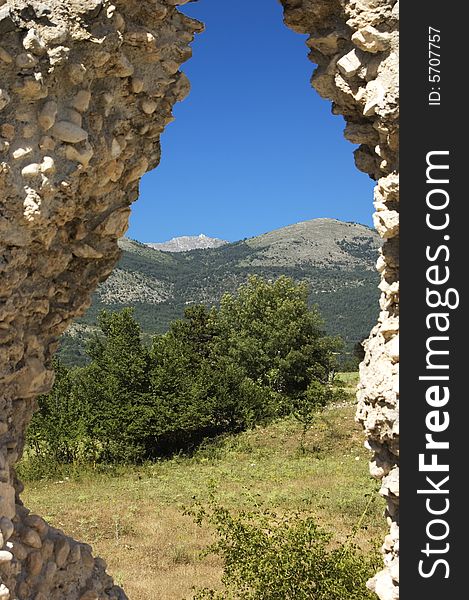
top-left (58, 221), bottom-right (380, 366)
top-left (29, 276), bottom-right (344, 464)
top-left (190, 500), bottom-right (379, 600)
top-left (21, 394), bottom-right (385, 600)
top-left (22, 275), bottom-right (380, 599)
top-left (293, 381), bottom-right (344, 454)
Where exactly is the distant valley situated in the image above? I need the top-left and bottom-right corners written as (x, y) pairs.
top-left (60, 219), bottom-right (381, 365)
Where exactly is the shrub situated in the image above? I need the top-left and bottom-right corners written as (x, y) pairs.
top-left (293, 380), bottom-right (346, 453)
top-left (189, 500), bottom-right (380, 600)
top-left (26, 277), bottom-right (346, 465)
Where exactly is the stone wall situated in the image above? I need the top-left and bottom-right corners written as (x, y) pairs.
top-left (0, 1), bottom-right (399, 599)
top-left (280, 1), bottom-right (399, 598)
top-left (0, 1), bottom-right (202, 598)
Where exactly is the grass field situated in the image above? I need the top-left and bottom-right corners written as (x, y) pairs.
top-left (21, 374), bottom-right (385, 599)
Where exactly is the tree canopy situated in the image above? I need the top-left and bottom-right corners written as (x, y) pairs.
top-left (29, 276), bottom-right (344, 463)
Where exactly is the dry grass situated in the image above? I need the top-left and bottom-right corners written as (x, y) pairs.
top-left (22, 374), bottom-right (385, 599)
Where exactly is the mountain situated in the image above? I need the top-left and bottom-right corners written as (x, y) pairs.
top-left (59, 219), bottom-right (381, 365)
top-left (146, 233), bottom-right (227, 252)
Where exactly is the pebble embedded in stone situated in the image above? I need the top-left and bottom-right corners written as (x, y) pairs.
top-left (52, 121), bottom-right (88, 143)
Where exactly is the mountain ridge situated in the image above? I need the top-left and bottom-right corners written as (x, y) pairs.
top-left (145, 233), bottom-right (227, 252)
top-left (60, 218), bottom-right (381, 365)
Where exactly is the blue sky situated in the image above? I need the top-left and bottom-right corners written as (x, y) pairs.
top-left (127, 0), bottom-right (375, 244)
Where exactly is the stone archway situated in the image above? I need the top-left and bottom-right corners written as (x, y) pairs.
top-left (0, 1), bottom-right (399, 599)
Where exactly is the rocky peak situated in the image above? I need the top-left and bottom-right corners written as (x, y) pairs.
top-left (146, 233), bottom-right (227, 252)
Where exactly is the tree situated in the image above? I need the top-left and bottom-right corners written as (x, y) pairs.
top-left (27, 358), bottom-right (89, 463)
top-left (27, 278), bottom-right (346, 465)
top-left (81, 308), bottom-right (151, 461)
top-left (148, 305), bottom-right (275, 455)
top-left (167, 304), bottom-right (219, 361)
top-left (216, 276), bottom-right (342, 404)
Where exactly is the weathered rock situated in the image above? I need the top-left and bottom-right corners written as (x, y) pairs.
top-left (38, 101), bottom-right (58, 131)
top-left (27, 551), bottom-right (43, 576)
top-left (0, 553), bottom-right (13, 564)
top-left (71, 90), bottom-right (91, 113)
top-left (51, 121), bottom-right (88, 144)
top-left (0, 520), bottom-right (13, 543)
top-left (0, 47), bottom-right (13, 64)
top-left (337, 49), bottom-right (362, 77)
top-left (280, 1), bottom-right (399, 599)
top-left (21, 528), bottom-right (42, 549)
top-left (0, 1), bottom-right (202, 598)
top-left (353, 26), bottom-right (392, 54)
top-left (0, 89), bottom-right (10, 111)
top-left (0, 1), bottom-right (398, 599)
top-left (0, 583), bottom-right (9, 600)
top-left (54, 538), bottom-right (70, 568)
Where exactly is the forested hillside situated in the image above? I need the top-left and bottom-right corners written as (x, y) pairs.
top-left (59, 219), bottom-right (380, 365)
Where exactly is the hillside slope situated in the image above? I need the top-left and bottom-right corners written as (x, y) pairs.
top-left (60, 219), bottom-right (380, 364)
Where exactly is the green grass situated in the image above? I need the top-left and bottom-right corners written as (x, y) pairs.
top-left (21, 377), bottom-right (384, 599)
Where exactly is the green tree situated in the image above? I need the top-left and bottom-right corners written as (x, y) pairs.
top-left (148, 305), bottom-right (274, 454)
top-left (27, 358), bottom-right (87, 463)
top-left (216, 276), bottom-right (342, 404)
top-left (81, 308), bottom-right (151, 461)
top-left (27, 278), bottom-right (346, 465)
top-left (167, 304), bottom-right (219, 361)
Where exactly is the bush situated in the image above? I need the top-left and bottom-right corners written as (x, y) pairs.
top-left (189, 500), bottom-right (380, 600)
top-left (293, 380), bottom-right (346, 453)
top-left (26, 277), bottom-right (345, 465)
top-left (26, 359), bottom-right (96, 464)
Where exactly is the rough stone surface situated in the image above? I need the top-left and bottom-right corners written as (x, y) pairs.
top-left (280, 1), bottom-right (399, 598)
top-left (0, 0), bottom-right (398, 599)
top-left (0, 0), bottom-right (202, 598)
